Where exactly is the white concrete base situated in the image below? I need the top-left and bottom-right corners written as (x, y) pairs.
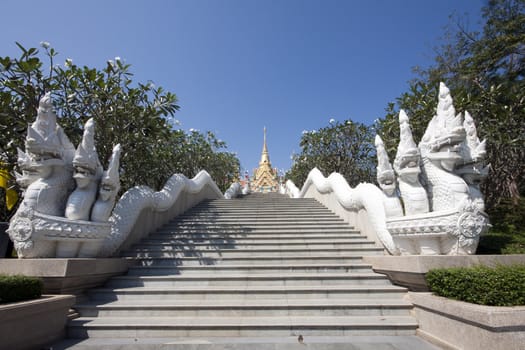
top-left (0, 258), bottom-right (135, 294)
top-left (0, 294), bottom-right (75, 350)
top-left (409, 292), bottom-right (525, 350)
top-left (363, 255), bottom-right (525, 291)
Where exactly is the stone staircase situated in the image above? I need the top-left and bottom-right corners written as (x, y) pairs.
top-left (58, 193), bottom-right (436, 349)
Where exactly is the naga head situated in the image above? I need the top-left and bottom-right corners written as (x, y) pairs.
top-left (375, 135), bottom-right (397, 196)
top-left (456, 111), bottom-right (489, 185)
top-left (15, 148), bottom-right (49, 187)
top-left (22, 93), bottom-right (65, 179)
top-left (394, 110), bottom-right (421, 183)
top-left (98, 144), bottom-right (121, 201)
top-left (419, 82), bottom-right (466, 171)
top-left (72, 118), bottom-right (102, 188)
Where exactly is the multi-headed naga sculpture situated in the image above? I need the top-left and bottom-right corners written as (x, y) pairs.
top-left (381, 83), bottom-right (490, 254)
top-left (7, 94), bottom-right (121, 258)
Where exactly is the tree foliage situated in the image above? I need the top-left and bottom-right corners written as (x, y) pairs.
top-left (0, 43), bottom-right (240, 220)
top-left (377, 0), bottom-right (525, 212)
top-left (286, 119), bottom-right (376, 187)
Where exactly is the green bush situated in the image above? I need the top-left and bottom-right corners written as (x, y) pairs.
top-left (0, 274), bottom-right (43, 303)
top-left (426, 265), bottom-right (525, 306)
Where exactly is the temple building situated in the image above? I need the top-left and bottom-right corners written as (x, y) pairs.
top-left (252, 127), bottom-right (279, 193)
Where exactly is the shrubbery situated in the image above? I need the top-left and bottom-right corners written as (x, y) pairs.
top-left (477, 197), bottom-right (525, 254)
top-left (426, 265), bottom-right (525, 306)
top-left (0, 274), bottom-right (43, 303)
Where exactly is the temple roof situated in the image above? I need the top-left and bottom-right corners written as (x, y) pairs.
top-left (260, 127), bottom-right (270, 166)
top-left (253, 127), bottom-right (278, 192)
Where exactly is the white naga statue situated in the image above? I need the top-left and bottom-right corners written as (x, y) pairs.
top-left (91, 144), bottom-right (121, 222)
top-left (379, 83), bottom-right (490, 255)
top-left (7, 94), bottom-right (121, 258)
top-left (374, 135), bottom-right (403, 218)
top-left (456, 111), bottom-right (489, 211)
top-left (393, 110), bottom-right (429, 216)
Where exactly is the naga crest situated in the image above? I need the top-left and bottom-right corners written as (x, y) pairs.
top-left (100, 144), bottom-right (121, 199)
top-left (374, 135), bottom-right (396, 195)
top-left (456, 111), bottom-right (489, 184)
top-left (393, 110), bottom-right (421, 181)
top-left (72, 118), bottom-right (102, 182)
top-left (419, 83), bottom-right (466, 170)
top-left (25, 93), bottom-right (62, 162)
top-left (24, 93), bottom-right (75, 168)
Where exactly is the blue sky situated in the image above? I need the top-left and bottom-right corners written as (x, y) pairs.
top-left (1, 0), bottom-right (484, 175)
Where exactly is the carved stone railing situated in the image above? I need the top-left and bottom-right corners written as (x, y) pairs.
top-left (224, 182), bottom-right (243, 199)
top-left (286, 167), bottom-right (489, 256)
top-left (284, 180), bottom-right (301, 198)
top-left (100, 170), bottom-right (223, 256)
top-left (286, 168), bottom-right (398, 255)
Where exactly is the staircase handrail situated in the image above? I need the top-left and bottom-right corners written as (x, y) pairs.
top-left (284, 179), bottom-right (301, 198)
top-left (285, 168), bottom-right (397, 254)
top-left (99, 170), bottom-right (223, 256)
top-left (224, 182), bottom-right (243, 199)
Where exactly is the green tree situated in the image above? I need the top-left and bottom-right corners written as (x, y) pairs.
top-left (0, 43), bottom-right (240, 220)
top-left (171, 129), bottom-right (240, 192)
top-left (0, 43), bottom-right (180, 192)
top-left (377, 0), bottom-right (525, 211)
top-left (286, 119), bottom-right (376, 187)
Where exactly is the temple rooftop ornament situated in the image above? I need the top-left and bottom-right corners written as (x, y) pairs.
top-left (252, 127), bottom-right (279, 193)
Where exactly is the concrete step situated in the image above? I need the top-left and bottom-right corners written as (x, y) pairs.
top-left (146, 232), bottom-right (362, 239)
top-left (197, 198), bottom-right (318, 203)
top-left (193, 204), bottom-right (326, 208)
top-left (170, 215), bottom-right (344, 224)
top-left (169, 211), bottom-right (344, 216)
top-left (87, 285), bottom-right (408, 301)
top-left (138, 237), bottom-right (375, 245)
top-left (142, 235), bottom-right (370, 242)
top-left (125, 256), bottom-right (374, 266)
top-left (165, 222), bottom-right (350, 228)
top-left (177, 212), bottom-right (338, 218)
top-left (131, 242), bottom-right (382, 251)
top-left (185, 209), bottom-right (333, 214)
top-left (105, 273), bottom-right (391, 288)
top-left (75, 298), bottom-right (412, 317)
top-left (122, 249), bottom-right (378, 259)
top-left (67, 315), bottom-right (418, 338)
top-left (155, 227), bottom-right (358, 234)
top-left (52, 335), bottom-right (441, 350)
top-left (127, 256), bottom-right (378, 266)
top-left (126, 263), bottom-right (376, 275)
top-left (186, 209), bottom-right (332, 214)
top-left (63, 195), bottom-right (419, 345)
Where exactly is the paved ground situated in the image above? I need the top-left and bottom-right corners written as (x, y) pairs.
top-left (51, 335), bottom-right (443, 349)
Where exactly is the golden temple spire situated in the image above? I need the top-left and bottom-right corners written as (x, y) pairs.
top-left (253, 126), bottom-right (278, 192)
top-left (260, 127), bottom-right (270, 165)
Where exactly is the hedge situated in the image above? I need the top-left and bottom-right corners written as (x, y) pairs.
top-left (0, 274), bottom-right (43, 303)
top-left (426, 265), bottom-right (525, 306)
